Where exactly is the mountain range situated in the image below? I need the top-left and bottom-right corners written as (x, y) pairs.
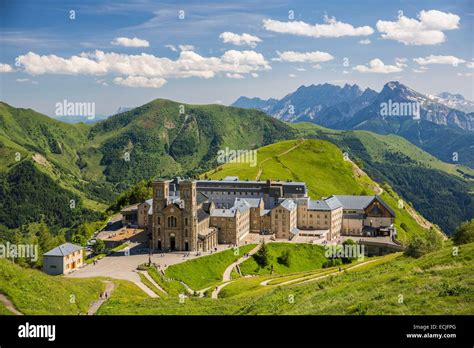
top-left (233, 82), bottom-right (474, 168)
top-left (0, 97), bottom-right (472, 235)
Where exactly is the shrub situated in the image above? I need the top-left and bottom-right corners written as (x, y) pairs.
top-left (323, 258), bottom-right (343, 268)
top-left (253, 242), bottom-right (270, 267)
top-left (277, 249), bottom-right (292, 267)
top-left (405, 230), bottom-right (443, 258)
top-left (452, 219), bottom-right (474, 245)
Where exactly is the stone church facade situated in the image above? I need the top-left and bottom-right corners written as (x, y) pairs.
top-left (148, 177), bottom-right (395, 252)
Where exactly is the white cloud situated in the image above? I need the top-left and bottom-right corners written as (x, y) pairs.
top-left (178, 45), bottom-right (194, 51)
top-left (111, 37), bottom-right (150, 48)
top-left (15, 78), bottom-right (37, 84)
top-left (312, 64), bottom-right (322, 69)
top-left (358, 39), bottom-right (371, 45)
top-left (413, 55), bottom-right (465, 66)
top-left (457, 72), bottom-right (472, 77)
top-left (226, 73), bottom-right (244, 79)
top-left (295, 67), bottom-right (306, 72)
top-left (274, 50), bottom-right (334, 63)
top-left (412, 69), bottom-right (426, 73)
top-left (0, 63), bottom-right (14, 73)
top-left (395, 57), bottom-right (408, 68)
top-left (464, 61), bottom-right (474, 69)
top-left (376, 10), bottom-right (460, 45)
top-left (219, 32), bottom-right (262, 48)
top-left (251, 72), bottom-right (259, 77)
top-left (353, 58), bottom-right (404, 73)
top-left (95, 78), bottom-right (108, 86)
top-left (263, 16), bottom-right (373, 38)
top-left (114, 76), bottom-right (166, 88)
top-left (165, 44), bottom-right (177, 52)
top-left (288, 74), bottom-right (296, 78)
top-left (16, 49), bottom-right (270, 88)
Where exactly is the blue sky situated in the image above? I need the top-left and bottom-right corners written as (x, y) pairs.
top-left (0, 0), bottom-right (472, 116)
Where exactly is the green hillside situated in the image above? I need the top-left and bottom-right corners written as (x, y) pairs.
top-left (165, 244), bottom-right (256, 289)
top-left (203, 138), bottom-right (432, 243)
top-left (0, 258), bottom-right (105, 315)
top-left (0, 100), bottom-right (295, 233)
top-left (239, 243), bottom-right (327, 275)
top-left (85, 99), bottom-right (296, 184)
top-left (290, 123), bottom-right (474, 234)
top-left (97, 242), bottom-right (474, 315)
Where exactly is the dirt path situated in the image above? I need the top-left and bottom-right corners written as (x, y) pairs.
top-left (87, 280), bottom-right (115, 315)
top-left (0, 293), bottom-right (23, 315)
top-left (260, 259), bottom-right (380, 287)
top-left (211, 243), bottom-right (262, 299)
top-left (211, 281), bottom-right (234, 299)
top-left (222, 243), bottom-right (262, 282)
top-left (255, 139), bottom-right (306, 180)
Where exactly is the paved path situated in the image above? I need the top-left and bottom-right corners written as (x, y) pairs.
top-left (211, 281), bottom-right (234, 299)
top-left (212, 243), bottom-right (262, 299)
top-left (179, 281), bottom-right (195, 295)
top-left (133, 281), bottom-right (159, 298)
top-left (139, 270), bottom-right (167, 295)
top-left (87, 281), bottom-right (115, 315)
top-left (66, 246), bottom-right (230, 283)
top-left (260, 259), bottom-right (380, 287)
top-left (0, 294), bottom-right (23, 315)
top-left (222, 243), bottom-right (262, 282)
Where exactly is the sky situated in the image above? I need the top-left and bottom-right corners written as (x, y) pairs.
top-left (0, 0), bottom-right (473, 116)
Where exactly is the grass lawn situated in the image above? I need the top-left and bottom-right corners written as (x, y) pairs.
top-left (0, 258), bottom-right (105, 315)
top-left (239, 242), bottom-right (327, 276)
top-left (165, 244), bottom-right (256, 289)
top-left (97, 279), bottom-right (149, 315)
top-left (145, 266), bottom-right (187, 296)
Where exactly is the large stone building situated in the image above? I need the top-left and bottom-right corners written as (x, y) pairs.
top-left (131, 176), bottom-right (395, 252)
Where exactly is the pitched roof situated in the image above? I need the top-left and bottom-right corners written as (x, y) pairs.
top-left (211, 208), bottom-right (237, 217)
top-left (332, 195), bottom-right (395, 216)
top-left (197, 208), bottom-right (210, 222)
top-left (308, 200), bottom-right (331, 211)
top-left (234, 197), bottom-right (262, 208)
top-left (332, 195), bottom-right (375, 210)
top-left (279, 199), bottom-right (297, 211)
top-left (324, 196), bottom-right (343, 210)
top-left (43, 243), bottom-right (83, 257)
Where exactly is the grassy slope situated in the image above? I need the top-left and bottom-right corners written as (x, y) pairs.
top-left (290, 123), bottom-right (474, 234)
top-left (239, 243), bottom-right (327, 276)
top-left (203, 139), bottom-right (430, 243)
top-left (97, 242), bottom-right (474, 315)
top-left (0, 258), bottom-right (105, 315)
top-left (165, 244), bottom-right (256, 289)
top-left (0, 102), bottom-right (110, 211)
top-left (85, 99), bottom-right (296, 184)
top-left (233, 242), bottom-right (474, 315)
top-left (291, 122), bottom-right (474, 180)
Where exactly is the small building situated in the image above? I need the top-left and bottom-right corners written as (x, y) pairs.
top-left (43, 243), bottom-right (83, 275)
